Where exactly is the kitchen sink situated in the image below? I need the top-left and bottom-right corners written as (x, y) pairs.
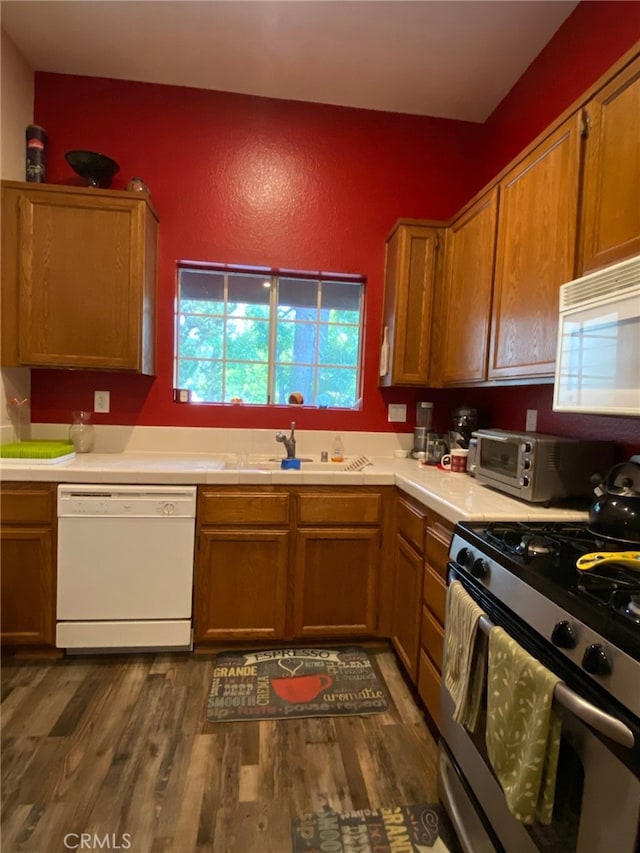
top-left (223, 456), bottom-right (340, 471)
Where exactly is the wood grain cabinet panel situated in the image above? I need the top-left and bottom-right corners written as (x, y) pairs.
top-left (1, 181), bottom-right (157, 373)
top-left (297, 491), bottom-right (381, 525)
top-left (439, 188), bottom-right (499, 385)
top-left (194, 528), bottom-right (289, 642)
top-left (379, 221), bottom-right (444, 386)
top-left (391, 534), bottom-right (423, 682)
top-left (418, 650), bottom-right (442, 730)
top-left (489, 114), bottom-right (582, 380)
top-left (199, 490), bottom-right (290, 525)
top-left (292, 528), bottom-right (379, 637)
top-left (580, 56), bottom-right (640, 273)
top-left (1, 483), bottom-right (56, 648)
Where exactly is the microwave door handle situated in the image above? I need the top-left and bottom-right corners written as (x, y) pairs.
top-left (476, 616), bottom-right (634, 748)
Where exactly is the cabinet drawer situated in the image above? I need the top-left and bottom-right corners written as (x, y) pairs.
top-left (199, 491), bottom-right (289, 525)
top-left (425, 514), bottom-right (454, 579)
top-left (397, 495), bottom-right (425, 553)
top-left (423, 564), bottom-right (447, 624)
top-left (417, 649), bottom-right (441, 730)
top-left (0, 484), bottom-right (55, 524)
top-left (421, 605), bottom-right (444, 672)
top-left (298, 492), bottom-right (381, 525)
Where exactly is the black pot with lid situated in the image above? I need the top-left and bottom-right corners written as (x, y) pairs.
top-left (589, 460), bottom-right (640, 544)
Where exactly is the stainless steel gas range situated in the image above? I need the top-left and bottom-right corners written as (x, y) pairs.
top-left (438, 521), bottom-right (640, 853)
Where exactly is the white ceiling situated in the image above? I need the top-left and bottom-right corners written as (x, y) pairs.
top-left (1, 0), bottom-right (579, 123)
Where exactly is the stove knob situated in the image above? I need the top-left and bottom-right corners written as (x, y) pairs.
top-left (456, 547), bottom-right (473, 568)
top-left (471, 558), bottom-right (489, 579)
top-left (551, 620), bottom-right (576, 649)
top-left (582, 644), bottom-right (611, 676)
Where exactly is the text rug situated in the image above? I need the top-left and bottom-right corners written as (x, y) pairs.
top-left (206, 646), bottom-right (390, 722)
top-left (291, 804), bottom-right (455, 853)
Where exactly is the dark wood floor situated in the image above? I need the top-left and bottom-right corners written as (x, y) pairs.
top-left (1, 647), bottom-right (440, 853)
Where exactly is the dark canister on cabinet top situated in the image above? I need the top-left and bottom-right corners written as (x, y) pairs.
top-left (26, 124), bottom-right (47, 182)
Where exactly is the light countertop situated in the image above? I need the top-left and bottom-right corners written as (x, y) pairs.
top-left (0, 452), bottom-right (588, 525)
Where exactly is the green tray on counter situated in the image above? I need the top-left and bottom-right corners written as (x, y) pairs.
top-left (0, 440), bottom-right (76, 462)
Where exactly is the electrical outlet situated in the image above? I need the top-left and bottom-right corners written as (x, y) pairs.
top-left (94, 391), bottom-right (110, 413)
top-left (525, 409), bottom-right (538, 432)
top-left (388, 403), bottom-right (407, 423)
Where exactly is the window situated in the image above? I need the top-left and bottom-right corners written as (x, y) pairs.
top-left (175, 265), bottom-right (365, 407)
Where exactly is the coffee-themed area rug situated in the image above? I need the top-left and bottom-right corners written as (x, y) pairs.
top-left (291, 803), bottom-right (457, 853)
top-left (206, 646), bottom-right (390, 722)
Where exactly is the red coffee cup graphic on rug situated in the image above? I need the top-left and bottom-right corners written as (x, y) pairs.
top-left (271, 673), bottom-right (333, 703)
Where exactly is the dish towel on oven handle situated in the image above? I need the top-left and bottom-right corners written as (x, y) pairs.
top-left (443, 580), bottom-right (487, 731)
top-left (485, 626), bottom-right (562, 825)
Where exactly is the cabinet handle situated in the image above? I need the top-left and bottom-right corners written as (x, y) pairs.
top-left (581, 108), bottom-right (591, 138)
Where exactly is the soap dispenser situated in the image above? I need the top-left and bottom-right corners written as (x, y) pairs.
top-left (331, 434), bottom-right (344, 463)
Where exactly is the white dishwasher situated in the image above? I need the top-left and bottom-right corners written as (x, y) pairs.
top-left (57, 484), bottom-right (197, 651)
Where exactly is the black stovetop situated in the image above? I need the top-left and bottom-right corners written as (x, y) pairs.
top-left (455, 521), bottom-right (640, 663)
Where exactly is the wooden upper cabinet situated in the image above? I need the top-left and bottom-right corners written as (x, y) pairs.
top-left (580, 55), bottom-right (640, 274)
top-left (489, 114), bottom-right (582, 380)
top-left (439, 188), bottom-right (499, 385)
top-left (1, 181), bottom-right (158, 374)
top-left (379, 221), bottom-right (443, 386)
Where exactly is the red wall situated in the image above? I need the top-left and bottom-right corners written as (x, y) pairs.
top-left (30, 2), bottom-right (640, 458)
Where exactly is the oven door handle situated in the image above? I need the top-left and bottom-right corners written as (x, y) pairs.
top-left (478, 615), bottom-right (635, 749)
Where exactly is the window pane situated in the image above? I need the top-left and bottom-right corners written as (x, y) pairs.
top-left (178, 358), bottom-right (223, 403)
top-left (178, 314), bottom-right (224, 358)
top-left (226, 317), bottom-right (270, 362)
top-left (318, 324), bottom-right (359, 366)
top-left (278, 279), bottom-right (318, 325)
top-left (274, 364), bottom-right (314, 405)
top-left (180, 270), bottom-right (225, 307)
top-left (228, 274), bottom-right (271, 311)
top-left (225, 362), bottom-right (269, 404)
top-left (321, 281), bottom-right (361, 315)
top-left (318, 367), bottom-right (357, 407)
top-left (276, 322), bottom-right (317, 365)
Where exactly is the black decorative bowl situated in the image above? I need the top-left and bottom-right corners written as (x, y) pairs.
top-left (65, 150), bottom-right (120, 188)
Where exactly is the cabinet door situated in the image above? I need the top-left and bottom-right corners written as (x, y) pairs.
top-left (1, 526), bottom-right (55, 646)
top-left (292, 528), bottom-right (379, 637)
top-left (489, 114), bottom-right (582, 380)
top-left (4, 183), bottom-right (157, 373)
top-left (379, 223), bottom-right (442, 386)
top-left (440, 188), bottom-right (499, 385)
top-left (391, 534), bottom-right (423, 682)
top-left (580, 56), bottom-right (640, 273)
top-left (194, 529), bottom-right (289, 642)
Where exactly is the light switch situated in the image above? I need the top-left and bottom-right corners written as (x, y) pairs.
top-left (525, 409), bottom-right (538, 431)
top-left (94, 391), bottom-right (110, 413)
top-left (388, 403), bottom-right (407, 423)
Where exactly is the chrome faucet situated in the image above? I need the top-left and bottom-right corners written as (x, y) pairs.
top-left (276, 421), bottom-right (296, 459)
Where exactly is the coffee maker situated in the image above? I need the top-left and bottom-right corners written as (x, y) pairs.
top-left (449, 405), bottom-right (478, 450)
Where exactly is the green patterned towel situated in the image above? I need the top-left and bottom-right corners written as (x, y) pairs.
top-left (486, 627), bottom-right (562, 825)
top-left (443, 580), bottom-right (487, 731)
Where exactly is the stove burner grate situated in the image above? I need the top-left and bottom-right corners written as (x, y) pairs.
top-left (484, 522), bottom-right (594, 565)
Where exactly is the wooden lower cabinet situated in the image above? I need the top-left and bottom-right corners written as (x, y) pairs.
top-left (391, 493), bottom-right (427, 682)
top-left (194, 528), bottom-right (289, 642)
top-left (292, 527), bottom-right (379, 637)
top-left (417, 510), bottom-right (454, 731)
top-left (194, 485), bottom-right (390, 644)
top-left (1, 483), bottom-right (56, 648)
top-left (391, 535), bottom-right (423, 680)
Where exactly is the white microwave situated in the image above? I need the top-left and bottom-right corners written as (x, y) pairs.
top-left (553, 253), bottom-right (640, 416)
